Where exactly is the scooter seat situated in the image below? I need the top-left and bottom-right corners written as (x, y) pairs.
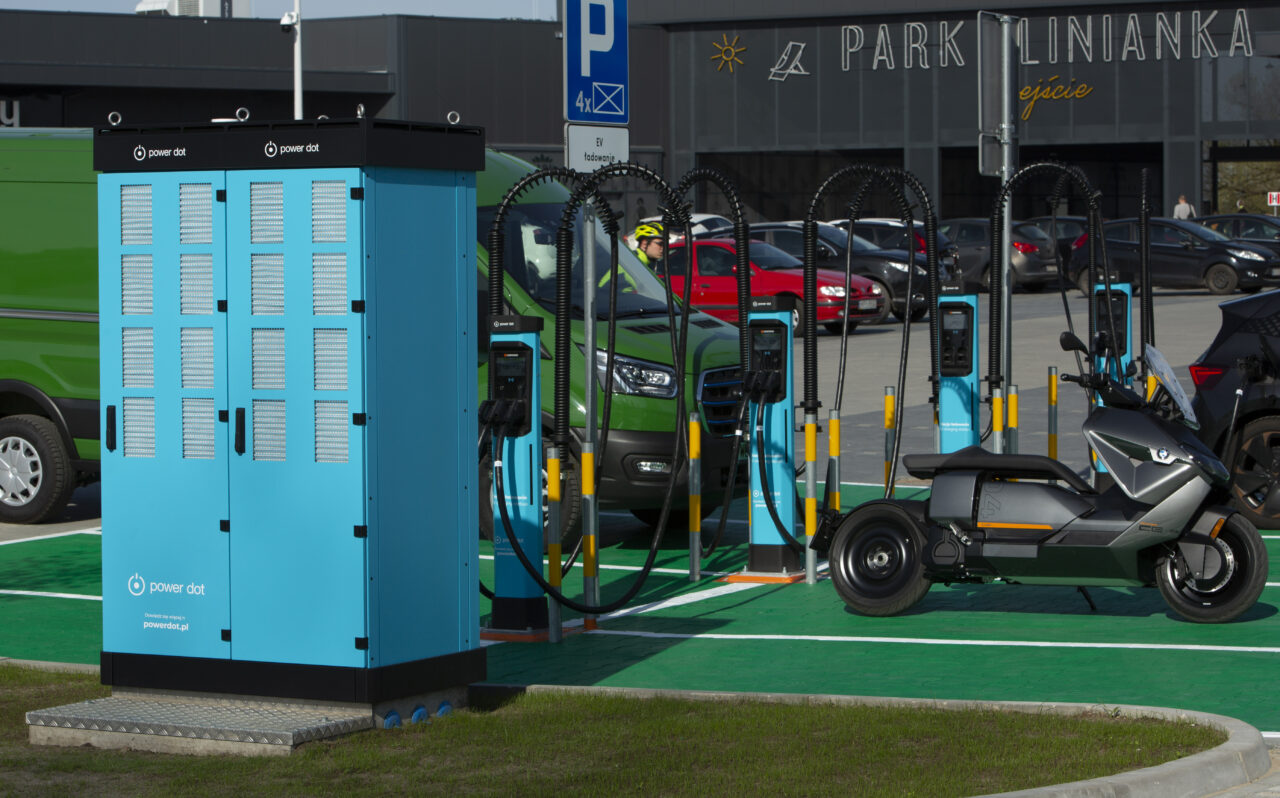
top-left (902, 446), bottom-right (1095, 494)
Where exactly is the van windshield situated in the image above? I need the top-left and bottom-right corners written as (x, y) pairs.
top-left (479, 202), bottom-right (676, 319)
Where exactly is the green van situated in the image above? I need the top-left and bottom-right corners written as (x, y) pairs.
top-left (0, 132), bottom-right (745, 531)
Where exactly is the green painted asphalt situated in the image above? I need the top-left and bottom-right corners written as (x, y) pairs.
top-left (3, 490), bottom-right (1279, 734)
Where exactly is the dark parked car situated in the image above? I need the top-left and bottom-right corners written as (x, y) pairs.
top-left (938, 217), bottom-right (1061, 291)
top-left (658, 238), bottom-right (884, 334)
top-left (1023, 215), bottom-right (1089, 273)
top-left (749, 220), bottom-right (930, 323)
top-left (1103, 217), bottom-right (1280, 295)
top-left (1200, 213), bottom-right (1280, 258)
top-left (1189, 290), bottom-right (1280, 529)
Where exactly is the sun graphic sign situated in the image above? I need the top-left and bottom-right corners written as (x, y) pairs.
top-left (711, 34), bottom-right (746, 73)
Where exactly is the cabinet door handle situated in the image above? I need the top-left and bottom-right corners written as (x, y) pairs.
top-left (234, 408), bottom-right (245, 455)
top-left (105, 405), bottom-right (117, 452)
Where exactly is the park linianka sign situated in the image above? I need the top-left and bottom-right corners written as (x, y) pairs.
top-left (731, 8), bottom-right (1255, 121)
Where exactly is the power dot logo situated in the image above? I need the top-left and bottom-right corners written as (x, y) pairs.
top-left (127, 572), bottom-right (145, 597)
top-left (133, 145), bottom-right (146, 162)
top-left (263, 141), bottom-right (278, 158)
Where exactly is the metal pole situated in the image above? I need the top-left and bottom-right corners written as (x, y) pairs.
top-left (581, 204), bottom-right (600, 623)
top-left (1048, 367), bottom-right (1058, 461)
top-left (804, 410), bottom-right (817, 584)
top-left (688, 412), bottom-right (702, 582)
top-left (292, 0), bottom-right (303, 120)
top-left (992, 386), bottom-right (1005, 455)
top-left (999, 14), bottom-right (1016, 444)
top-left (546, 444), bottom-right (563, 643)
top-left (1008, 384), bottom-right (1019, 454)
top-left (883, 386), bottom-right (896, 493)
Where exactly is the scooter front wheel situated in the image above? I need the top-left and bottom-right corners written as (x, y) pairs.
top-left (1156, 514), bottom-right (1269, 623)
top-left (828, 503), bottom-right (930, 616)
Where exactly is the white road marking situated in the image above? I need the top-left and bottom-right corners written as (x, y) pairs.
top-left (0, 589), bottom-right (100, 601)
top-left (0, 528), bottom-right (100, 546)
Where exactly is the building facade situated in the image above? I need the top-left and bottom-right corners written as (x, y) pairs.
top-left (1, 3), bottom-right (1277, 222)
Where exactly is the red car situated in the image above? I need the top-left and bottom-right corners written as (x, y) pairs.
top-left (658, 239), bottom-right (885, 334)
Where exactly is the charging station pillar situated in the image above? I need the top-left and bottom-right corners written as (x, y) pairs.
top-left (936, 292), bottom-right (980, 453)
top-left (488, 316), bottom-right (549, 632)
top-left (1092, 283), bottom-right (1133, 383)
top-left (1090, 282), bottom-right (1132, 478)
top-left (95, 118), bottom-right (486, 705)
top-left (746, 296), bottom-right (798, 574)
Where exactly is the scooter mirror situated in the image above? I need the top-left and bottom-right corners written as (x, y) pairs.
top-left (1059, 331), bottom-right (1087, 355)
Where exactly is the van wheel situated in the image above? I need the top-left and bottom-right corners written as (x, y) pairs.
top-left (1156, 514), bottom-right (1268, 623)
top-left (828, 503), bottom-right (931, 616)
top-left (1205, 263), bottom-right (1239, 295)
top-left (0, 414), bottom-right (76, 524)
top-left (479, 434), bottom-right (582, 550)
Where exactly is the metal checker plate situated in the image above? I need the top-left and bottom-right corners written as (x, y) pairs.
top-left (26, 696), bottom-right (372, 747)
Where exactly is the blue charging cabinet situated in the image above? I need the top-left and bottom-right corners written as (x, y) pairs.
top-left (746, 296), bottom-right (798, 573)
top-left (95, 119), bottom-right (486, 702)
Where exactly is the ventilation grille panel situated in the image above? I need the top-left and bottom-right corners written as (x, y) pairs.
top-left (314, 400), bottom-right (349, 463)
top-left (179, 183), bottom-right (214, 245)
top-left (120, 184), bottom-right (152, 246)
top-left (180, 254), bottom-right (214, 315)
top-left (122, 397), bottom-right (156, 459)
top-left (312, 254), bottom-right (347, 315)
top-left (121, 328), bottom-right (154, 389)
top-left (251, 254), bottom-right (285, 315)
top-left (253, 399), bottom-right (287, 461)
top-left (251, 328), bottom-right (286, 390)
top-left (313, 329), bottom-right (348, 391)
top-left (312, 181), bottom-right (347, 243)
top-left (182, 397), bottom-right (216, 460)
top-left (181, 327), bottom-right (215, 389)
top-left (250, 182), bottom-right (285, 244)
top-left (121, 255), bottom-right (154, 315)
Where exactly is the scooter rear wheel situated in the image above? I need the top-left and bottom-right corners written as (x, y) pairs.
top-left (1156, 514), bottom-right (1269, 623)
top-left (828, 503), bottom-right (930, 616)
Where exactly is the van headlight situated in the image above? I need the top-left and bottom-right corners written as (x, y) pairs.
top-left (594, 351), bottom-right (678, 398)
top-left (1229, 248), bottom-right (1264, 262)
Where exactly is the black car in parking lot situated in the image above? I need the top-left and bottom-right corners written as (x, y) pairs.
top-left (939, 217), bottom-right (1061, 291)
top-left (1189, 290), bottom-right (1280, 530)
top-left (1103, 217), bottom-right (1280, 295)
top-left (1200, 213), bottom-right (1280, 258)
top-left (750, 220), bottom-right (933, 323)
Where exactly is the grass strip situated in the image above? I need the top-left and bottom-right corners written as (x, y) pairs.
top-left (2, 664), bottom-right (1224, 797)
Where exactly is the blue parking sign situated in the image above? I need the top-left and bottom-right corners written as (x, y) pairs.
top-left (564, 0), bottom-right (628, 125)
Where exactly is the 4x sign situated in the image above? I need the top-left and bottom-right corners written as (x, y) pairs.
top-left (564, 0), bottom-right (628, 125)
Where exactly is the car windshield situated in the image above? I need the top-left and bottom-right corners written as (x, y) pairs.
top-left (748, 241), bottom-right (804, 270)
top-left (698, 217), bottom-right (733, 235)
top-left (1015, 223), bottom-right (1053, 243)
top-left (1035, 219), bottom-right (1085, 238)
top-left (1188, 222), bottom-right (1230, 243)
top-left (821, 226), bottom-right (876, 253)
top-left (1145, 346), bottom-right (1198, 427)
top-left (478, 202), bottom-right (675, 319)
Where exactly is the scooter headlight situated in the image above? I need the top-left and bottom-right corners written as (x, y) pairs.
top-left (594, 351), bottom-right (678, 398)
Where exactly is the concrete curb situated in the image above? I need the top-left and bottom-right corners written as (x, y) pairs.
top-left (472, 683), bottom-right (1271, 798)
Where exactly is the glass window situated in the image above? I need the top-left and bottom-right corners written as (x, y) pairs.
top-left (697, 245), bottom-right (736, 277)
top-left (1104, 223), bottom-right (1134, 242)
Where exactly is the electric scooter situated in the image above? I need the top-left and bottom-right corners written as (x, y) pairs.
top-left (810, 332), bottom-right (1269, 623)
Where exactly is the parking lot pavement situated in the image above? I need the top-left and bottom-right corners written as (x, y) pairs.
top-left (0, 483), bottom-right (100, 544)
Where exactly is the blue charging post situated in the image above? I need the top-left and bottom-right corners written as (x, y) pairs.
top-left (936, 287), bottom-right (980, 453)
top-left (1091, 282), bottom-right (1133, 478)
top-left (745, 296), bottom-right (799, 575)
top-left (487, 316), bottom-right (548, 633)
top-left (1092, 282), bottom-right (1133, 384)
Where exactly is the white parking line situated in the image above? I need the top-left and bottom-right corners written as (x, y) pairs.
top-left (0, 528), bottom-right (100, 546)
top-left (586, 628), bottom-right (1280, 655)
top-left (0, 589), bottom-right (100, 601)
